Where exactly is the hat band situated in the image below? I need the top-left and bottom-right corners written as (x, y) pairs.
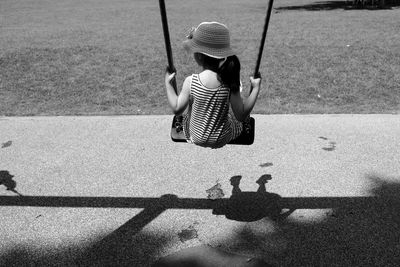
top-left (193, 38), bottom-right (230, 50)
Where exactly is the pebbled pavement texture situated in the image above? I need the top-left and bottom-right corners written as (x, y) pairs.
top-left (1, 114), bottom-right (399, 266)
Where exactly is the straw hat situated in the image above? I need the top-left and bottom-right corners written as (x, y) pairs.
top-left (183, 21), bottom-right (238, 59)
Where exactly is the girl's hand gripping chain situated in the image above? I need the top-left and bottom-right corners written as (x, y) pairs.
top-left (250, 75), bottom-right (262, 92)
top-left (165, 69), bottom-right (176, 87)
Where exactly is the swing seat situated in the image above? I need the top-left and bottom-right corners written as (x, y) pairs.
top-left (171, 116), bottom-right (255, 145)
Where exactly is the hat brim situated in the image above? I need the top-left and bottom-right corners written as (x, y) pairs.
top-left (183, 39), bottom-right (241, 59)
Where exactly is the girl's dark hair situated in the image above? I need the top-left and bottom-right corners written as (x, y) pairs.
top-left (194, 53), bottom-right (241, 93)
top-left (218, 55), bottom-right (241, 93)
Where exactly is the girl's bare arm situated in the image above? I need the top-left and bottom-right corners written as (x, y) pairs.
top-left (230, 76), bottom-right (261, 122)
top-left (165, 72), bottom-right (191, 115)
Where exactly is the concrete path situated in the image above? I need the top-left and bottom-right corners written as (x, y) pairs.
top-left (1, 115), bottom-right (399, 266)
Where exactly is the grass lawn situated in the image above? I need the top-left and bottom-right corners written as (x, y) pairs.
top-left (0, 0), bottom-right (399, 115)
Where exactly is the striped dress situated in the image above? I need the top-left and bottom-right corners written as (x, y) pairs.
top-left (183, 74), bottom-right (242, 148)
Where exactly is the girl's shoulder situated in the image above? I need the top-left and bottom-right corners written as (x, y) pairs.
top-left (197, 71), bottom-right (221, 89)
top-left (182, 75), bottom-right (193, 90)
top-left (185, 74), bottom-right (194, 84)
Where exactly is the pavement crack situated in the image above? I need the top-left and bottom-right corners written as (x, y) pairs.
top-left (206, 182), bottom-right (225, 200)
top-left (318, 136), bottom-right (336, 151)
top-left (178, 224), bottom-right (199, 242)
top-left (259, 162), bottom-right (273, 168)
top-left (1, 140), bottom-right (12, 148)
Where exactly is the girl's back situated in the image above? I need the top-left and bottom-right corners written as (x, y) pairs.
top-left (185, 72), bottom-right (231, 148)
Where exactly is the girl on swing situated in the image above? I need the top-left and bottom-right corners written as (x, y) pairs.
top-left (165, 21), bottom-right (261, 149)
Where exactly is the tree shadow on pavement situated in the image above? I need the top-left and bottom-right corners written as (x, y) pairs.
top-left (0, 230), bottom-right (173, 267)
top-left (237, 174), bottom-right (400, 266)
top-left (1, 174), bottom-right (399, 266)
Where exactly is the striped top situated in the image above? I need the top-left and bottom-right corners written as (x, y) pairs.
top-left (183, 73), bottom-right (232, 148)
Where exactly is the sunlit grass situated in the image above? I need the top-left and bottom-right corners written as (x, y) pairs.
top-left (0, 0), bottom-right (399, 115)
